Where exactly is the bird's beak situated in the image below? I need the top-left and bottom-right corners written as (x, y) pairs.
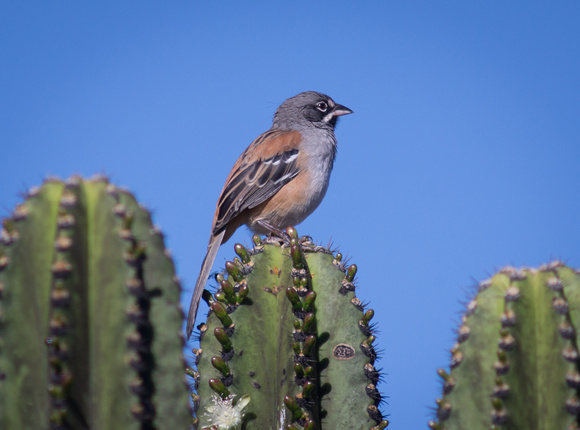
top-left (331, 103), bottom-right (353, 117)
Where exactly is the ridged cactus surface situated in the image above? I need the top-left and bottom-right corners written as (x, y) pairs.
top-left (192, 228), bottom-right (388, 430)
top-left (430, 263), bottom-right (580, 430)
top-left (0, 176), bottom-right (191, 430)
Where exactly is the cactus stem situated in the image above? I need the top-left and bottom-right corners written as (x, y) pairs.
top-left (208, 378), bottom-right (231, 399)
top-left (345, 264), bottom-right (357, 282)
top-left (284, 395), bottom-right (304, 421)
top-left (214, 327), bottom-right (234, 354)
top-left (236, 284), bottom-right (249, 304)
top-left (340, 264), bottom-right (356, 294)
top-left (294, 363), bottom-right (305, 378)
top-left (362, 309), bottom-right (374, 325)
top-left (220, 279), bottom-right (236, 304)
top-left (292, 342), bottom-right (301, 356)
top-left (286, 287), bottom-right (304, 313)
top-left (302, 381), bottom-right (315, 399)
top-left (211, 302), bottom-right (234, 328)
top-left (234, 243), bottom-right (252, 264)
top-left (225, 261), bottom-right (244, 283)
top-left (290, 244), bottom-right (304, 270)
top-left (214, 291), bottom-right (226, 303)
top-left (285, 226), bottom-right (298, 240)
top-left (302, 313), bottom-right (315, 333)
top-left (211, 356), bottom-right (232, 378)
top-left (372, 420), bottom-right (389, 430)
top-left (303, 335), bottom-right (316, 356)
top-left (252, 234), bottom-right (262, 246)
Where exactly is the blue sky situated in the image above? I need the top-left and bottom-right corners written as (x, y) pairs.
top-left (1, 2), bottom-right (579, 428)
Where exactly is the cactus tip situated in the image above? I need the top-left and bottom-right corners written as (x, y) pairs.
top-left (345, 264), bottom-right (357, 282)
top-left (285, 226), bottom-right (298, 239)
top-left (234, 243), bottom-right (251, 264)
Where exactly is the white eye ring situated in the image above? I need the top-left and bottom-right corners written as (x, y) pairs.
top-left (316, 101), bottom-right (328, 112)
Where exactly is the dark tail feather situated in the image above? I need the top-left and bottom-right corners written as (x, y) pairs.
top-left (187, 230), bottom-right (226, 339)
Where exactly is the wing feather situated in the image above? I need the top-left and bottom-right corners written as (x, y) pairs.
top-left (213, 130), bottom-right (302, 234)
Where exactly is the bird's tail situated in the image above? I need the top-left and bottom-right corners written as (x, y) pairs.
top-left (187, 230), bottom-right (226, 339)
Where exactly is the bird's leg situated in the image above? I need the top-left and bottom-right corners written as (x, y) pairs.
top-left (256, 220), bottom-right (291, 243)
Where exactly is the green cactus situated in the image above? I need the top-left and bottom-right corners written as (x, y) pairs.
top-left (0, 176), bottom-right (191, 430)
top-left (191, 227), bottom-right (388, 430)
top-left (6, 175), bottom-right (577, 430)
top-left (429, 263), bottom-right (580, 430)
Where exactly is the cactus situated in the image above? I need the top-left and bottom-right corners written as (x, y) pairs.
top-left (4, 175), bottom-right (578, 430)
top-left (0, 176), bottom-right (191, 429)
top-left (191, 227), bottom-right (389, 430)
top-left (429, 262), bottom-right (580, 430)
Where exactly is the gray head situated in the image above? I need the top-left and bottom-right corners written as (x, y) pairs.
top-left (272, 91), bottom-right (352, 131)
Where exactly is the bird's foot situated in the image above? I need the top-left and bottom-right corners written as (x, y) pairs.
top-left (257, 220), bottom-right (293, 244)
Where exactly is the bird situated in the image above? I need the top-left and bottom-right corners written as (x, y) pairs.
top-left (186, 91), bottom-right (352, 339)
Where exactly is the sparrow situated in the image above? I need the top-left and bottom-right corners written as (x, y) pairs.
top-left (187, 91), bottom-right (352, 338)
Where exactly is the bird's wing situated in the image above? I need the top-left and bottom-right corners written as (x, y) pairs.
top-left (212, 129), bottom-right (302, 234)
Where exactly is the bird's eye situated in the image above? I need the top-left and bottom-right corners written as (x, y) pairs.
top-left (316, 101), bottom-right (328, 112)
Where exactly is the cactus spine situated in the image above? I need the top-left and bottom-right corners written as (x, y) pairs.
top-left (430, 263), bottom-right (580, 430)
top-left (0, 176), bottom-right (191, 429)
top-left (193, 227), bottom-right (388, 429)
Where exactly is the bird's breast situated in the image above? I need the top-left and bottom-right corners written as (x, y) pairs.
top-left (248, 141), bottom-right (335, 232)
